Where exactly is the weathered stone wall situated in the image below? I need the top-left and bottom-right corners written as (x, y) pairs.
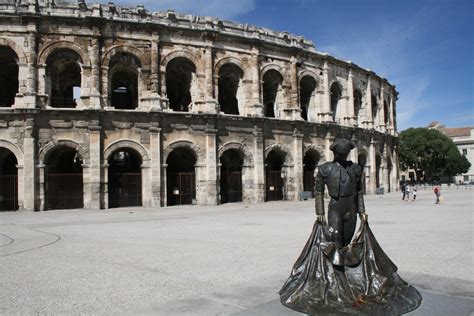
top-left (0, 1), bottom-right (399, 211)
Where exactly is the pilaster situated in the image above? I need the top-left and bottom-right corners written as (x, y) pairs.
top-left (253, 126), bottom-right (265, 202)
top-left (205, 126), bottom-right (218, 204)
top-left (293, 129), bottom-right (304, 200)
top-left (149, 127), bottom-right (161, 207)
top-left (22, 122), bottom-right (35, 211)
top-left (86, 125), bottom-right (101, 209)
top-left (319, 61), bottom-right (332, 122)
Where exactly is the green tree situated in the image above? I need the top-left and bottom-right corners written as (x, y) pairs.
top-left (398, 128), bottom-right (471, 182)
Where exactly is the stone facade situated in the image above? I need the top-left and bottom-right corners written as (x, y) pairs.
top-left (0, 0), bottom-right (399, 211)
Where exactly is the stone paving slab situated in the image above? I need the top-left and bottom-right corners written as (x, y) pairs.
top-left (0, 188), bottom-right (473, 315)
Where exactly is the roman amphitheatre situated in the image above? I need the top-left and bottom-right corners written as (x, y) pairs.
top-left (0, 0), bottom-right (398, 211)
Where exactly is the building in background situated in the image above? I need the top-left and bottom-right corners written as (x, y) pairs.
top-left (428, 122), bottom-right (474, 183)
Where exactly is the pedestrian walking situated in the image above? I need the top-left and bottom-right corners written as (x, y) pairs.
top-left (401, 183), bottom-right (407, 200)
top-left (434, 185), bottom-right (441, 204)
top-left (406, 184), bottom-right (411, 200)
top-left (412, 186), bottom-right (417, 201)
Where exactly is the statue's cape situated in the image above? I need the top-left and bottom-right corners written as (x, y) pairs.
top-left (279, 220), bottom-right (422, 315)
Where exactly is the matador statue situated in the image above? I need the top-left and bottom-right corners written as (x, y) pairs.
top-left (279, 138), bottom-right (422, 315)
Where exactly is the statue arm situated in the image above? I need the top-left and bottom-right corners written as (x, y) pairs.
top-left (356, 165), bottom-right (367, 220)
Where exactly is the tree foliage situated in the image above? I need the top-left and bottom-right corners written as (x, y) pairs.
top-left (398, 128), bottom-right (471, 182)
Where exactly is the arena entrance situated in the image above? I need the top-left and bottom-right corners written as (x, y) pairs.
top-left (108, 149), bottom-right (142, 208)
top-left (166, 147), bottom-right (196, 206)
top-left (0, 46), bottom-right (19, 107)
top-left (0, 148), bottom-right (18, 211)
top-left (220, 149), bottom-right (243, 204)
top-left (45, 147), bottom-right (83, 210)
top-left (265, 150), bottom-right (285, 201)
top-left (303, 150), bottom-right (320, 195)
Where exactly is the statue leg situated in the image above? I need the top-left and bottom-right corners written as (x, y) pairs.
top-left (342, 210), bottom-right (357, 246)
top-left (327, 199), bottom-right (343, 248)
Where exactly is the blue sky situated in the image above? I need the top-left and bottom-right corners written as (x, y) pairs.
top-left (106, 0), bottom-right (473, 130)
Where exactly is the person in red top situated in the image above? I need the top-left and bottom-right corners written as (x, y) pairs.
top-left (434, 185), bottom-right (441, 204)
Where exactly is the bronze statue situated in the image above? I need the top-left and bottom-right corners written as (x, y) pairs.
top-left (280, 138), bottom-right (422, 315)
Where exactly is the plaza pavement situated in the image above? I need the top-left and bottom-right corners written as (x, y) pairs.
top-left (1, 187), bottom-right (473, 315)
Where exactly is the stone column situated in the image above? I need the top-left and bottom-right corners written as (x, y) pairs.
top-left (204, 126), bottom-right (218, 204)
top-left (196, 45), bottom-right (217, 113)
top-left (369, 139), bottom-right (377, 194)
top-left (392, 146), bottom-right (399, 192)
top-left (365, 76), bottom-right (373, 129)
top-left (378, 85), bottom-right (386, 132)
top-left (85, 126), bottom-right (101, 209)
top-left (19, 29), bottom-right (37, 108)
top-left (102, 163), bottom-right (109, 209)
top-left (324, 129), bottom-right (335, 164)
top-left (88, 36), bottom-right (101, 109)
top-left (253, 126), bottom-right (265, 202)
top-left (289, 57), bottom-right (301, 120)
top-left (250, 48), bottom-right (263, 116)
top-left (388, 93), bottom-right (395, 135)
top-left (346, 69), bottom-right (355, 126)
top-left (37, 162), bottom-right (45, 211)
top-left (149, 127), bottom-right (161, 207)
top-left (141, 162), bottom-right (152, 207)
top-left (145, 35), bottom-right (162, 111)
top-left (241, 164), bottom-right (253, 203)
top-left (319, 61), bottom-right (332, 122)
top-left (21, 123), bottom-right (35, 211)
top-left (293, 130), bottom-right (304, 200)
top-left (162, 164), bottom-right (168, 206)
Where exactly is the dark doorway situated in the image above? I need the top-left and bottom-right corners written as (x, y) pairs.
top-left (166, 57), bottom-right (196, 112)
top-left (220, 149), bottom-right (243, 204)
top-left (0, 148), bottom-right (18, 211)
top-left (108, 149), bottom-right (142, 208)
top-left (45, 146), bottom-right (83, 210)
top-left (300, 76), bottom-right (316, 121)
top-left (46, 49), bottom-right (82, 108)
top-left (265, 150), bottom-right (285, 201)
top-left (330, 82), bottom-right (342, 121)
top-left (303, 150), bottom-right (320, 194)
top-left (109, 53), bottom-right (140, 109)
top-left (167, 147), bottom-right (196, 206)
top-left (358, 153), bottom-right (367, 194)
top-left (263, 70), bottom-right (282, 118)
top-left (218, 63), bottom-right (242, 115)
top-left (0, 46), bottom-right (19, 108)
top-left (384, 100), bottom-right (390, 125)
top-left (371, 94), bottom-right (378, 121)
top-left (354, 89), bottom-right (362, 120)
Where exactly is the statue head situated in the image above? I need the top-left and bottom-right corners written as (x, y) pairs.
top-left (330, 138), bottom-right (355, 161)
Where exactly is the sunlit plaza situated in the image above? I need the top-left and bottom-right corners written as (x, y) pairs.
top-left (1, 187), bottom-right (472, 315)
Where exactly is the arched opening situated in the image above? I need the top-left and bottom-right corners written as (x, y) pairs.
top-left (265, 149), bottom-right (286, 201)
top-left (330, 82), bottom-right (342, 121)
top-left (300, 76), bottom-right (317, 121)
top-left (354, 89), bottom-right (362, 120)
top-left (303, 150), bottom-right (320, 194)
top-left (46, 49), bottom-right (82, 108)
top-left (263, 70), bottom-right (283, 118)
top-left (45, 146), bottom-right (83, 210)
top-left (375, 153), bottom-right (382, 188)
top-left (384, 100), bottom-right (390, 125)
top-left (220, 149), bottom-right (243, 204)
top-left (0, 148), bottom-right (18, 211)
top-left (358, 152), bottom-right (367, 194)
top-left (218, 63), bottom-right (243, 115)
top-left (108, 148), bottom-right (142, 208)
top-left (371, 94), bottom-right (378, 122)
top-left (166, 57), bottom-right (196, 112)
top-left (109, 52), bottom-right (140, 109)
top-left (166, 147), bottom-right (196, 206)
top-left (0, 46), bottom-right (19, 107)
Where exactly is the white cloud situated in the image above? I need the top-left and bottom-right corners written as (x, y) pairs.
top-left (104, 0), bottom-right (256, 19)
